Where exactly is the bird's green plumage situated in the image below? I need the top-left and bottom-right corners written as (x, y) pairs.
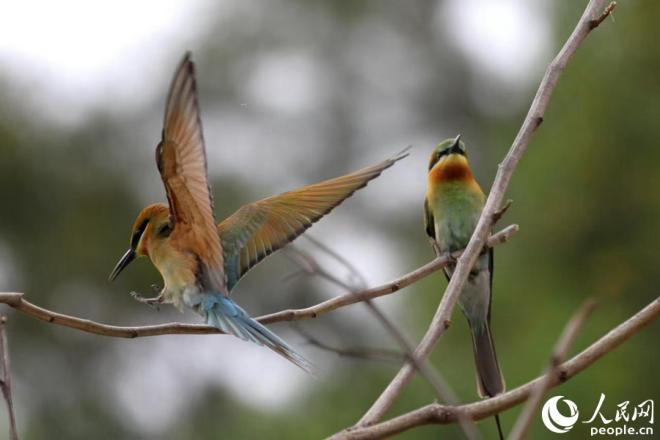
top-left (112, 53), bottom-right (409, 373)
top-left (425, 136), bottom-right (505, 403)
top-left (218, 150), bottom-right (408, 291)
top-left (426, 181), bottom-right (485, 252)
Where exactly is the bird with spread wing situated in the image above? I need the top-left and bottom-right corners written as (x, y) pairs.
top-left (109, 53), bottom-right (407, 371)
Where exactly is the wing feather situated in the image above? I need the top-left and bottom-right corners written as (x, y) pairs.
top-left (218, 150), bottom-right (409, 290)
top-left (157, 53), bottom-right (226, 292)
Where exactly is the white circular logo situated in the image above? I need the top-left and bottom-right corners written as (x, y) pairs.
top-left (542, 395), bottom-right (579, 434)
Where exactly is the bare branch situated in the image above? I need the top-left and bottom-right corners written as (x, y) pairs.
top-left (492, 199), bottom-right (513, 225)
top-left (590, 1), bottom-right (617, 28)
top-left (0, 293), bottom-right (222, 338)
top-left (260, 225), bottom-right (517, 325)
top-left (294, 325), bottom-right (405, 364)
top-left (0, 226), bottom-right (517, 339)
top-left (0, 317), bottom-right (18, 440)
top-left (357, 0), bottom-right (617, 427)
top-left (508, 299), bottom-right (597, 440)
top-left (330, 296), bottom-right (659, 439)
top-left (302, 235), bottom-right (368, 288)
top-left (287, 240), bottom-right (483, 440)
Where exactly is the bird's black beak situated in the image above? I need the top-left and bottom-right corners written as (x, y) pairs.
top-left (448, 134), bottom-right (462, 155)
top-left (109, 248), bottom-right (136, 281)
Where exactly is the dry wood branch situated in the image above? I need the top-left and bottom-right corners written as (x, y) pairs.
top-left (330, 296), bottom-right (659, 439)
top-left (508, 299), bottom-right (597, 440)
top-left (287, 239), bottom-right (483, 440)
top-left (0, 317), bottom-right (18, 440)
top-left (591, 1), bottom-right (617, 28)
top-left (261, 225), bottom-right (517, 325)
top-left (0, 226), bottom-right (517, 339)
top-left (0, 293), bottom-right (221, 338)
top-left (295, 325), bottom-right (405, 364)
top-left (356, 0), bottom-right (617, 427)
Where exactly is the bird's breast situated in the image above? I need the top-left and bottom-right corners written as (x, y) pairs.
top-left (428, 182), bottom-right (484, 252)
top-left (150, 246), bottom-right (198, 309)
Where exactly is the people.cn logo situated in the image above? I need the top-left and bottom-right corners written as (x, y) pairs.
top-left (542, 396), bottom-right (580, 434)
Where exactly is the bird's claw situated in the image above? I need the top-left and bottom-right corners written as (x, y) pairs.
top-left (129, 291), bottom-right (164, 311)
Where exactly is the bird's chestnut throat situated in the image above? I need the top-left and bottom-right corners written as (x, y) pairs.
top-left (429, 155), bottom-right (475, 184)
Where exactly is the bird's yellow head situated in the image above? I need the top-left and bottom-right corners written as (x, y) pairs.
top-left (108, 203), bottom-right (171, 281)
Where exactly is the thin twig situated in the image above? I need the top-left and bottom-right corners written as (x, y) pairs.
top-left (0, 226), bottom-right (518, 339)
top-left (287, 240), bottom-right (482, 440)
top-left (0, 317), bottom-right (18, 440)
top-left (356, 0), bottom-right (617, 427)
top-left (329, 296), bottom-right (659, 439)
top-left (508, 299), bottom-right (597, 440)
top-left (492, 199), bottom-right (513, 224)
top-left (590, 1), bottom-right (617, 28)
top-left (261, 225), bottom-right (517, 325)
top-left (294, 324), bottom-right (405, 364)
top-left (303, 235), bottom-right (367, 288)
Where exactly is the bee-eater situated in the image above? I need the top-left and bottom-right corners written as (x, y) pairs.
top-left (424, 135), bottom-right (505, 398)
top-left (109, 53), bottom-right (407, 372)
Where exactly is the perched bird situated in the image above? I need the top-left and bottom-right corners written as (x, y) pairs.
top-left (109, 52), bottom-right (407, 372)
top-left (424, 136), bottom-right (505, 433)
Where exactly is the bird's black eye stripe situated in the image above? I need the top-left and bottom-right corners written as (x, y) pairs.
top-left (157, 223), bottom-right (172, 238)
top-left (429, 149), bottom-right (449, 170)
top-left (130, 220), bottom-right (149, 249)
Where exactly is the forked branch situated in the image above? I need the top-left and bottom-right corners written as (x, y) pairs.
top-left (0, 226), bottom-right (517, 339)
top-left (356, 0), bottom-right (618, 427)
top-left (330, 297), bottom-right (658, 439)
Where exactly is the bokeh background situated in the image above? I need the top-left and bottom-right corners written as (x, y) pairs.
top-left (0, 0), bottom-right (658, 438)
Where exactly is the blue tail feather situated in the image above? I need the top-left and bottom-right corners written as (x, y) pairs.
top-left (200, 295), bottom-right (313, 373)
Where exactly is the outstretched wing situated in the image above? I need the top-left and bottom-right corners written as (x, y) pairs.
top-left (156, 52), bottom-right (226, 292)
top-left (218, 150), bottom-right (409, 290)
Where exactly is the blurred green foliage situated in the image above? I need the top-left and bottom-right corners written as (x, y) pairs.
top-left (0, 1), bottom-right (658, 439)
